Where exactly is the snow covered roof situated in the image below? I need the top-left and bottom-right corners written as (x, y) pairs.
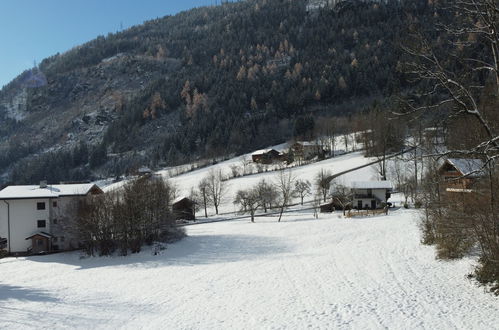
top-left (252, 149), bottom-right (278, 156)
top-left (173, 196), bottom-right (195, 205)
top-left (350, 181), bottom-right (393, 190)
top-left (446, 158), bottom-right (484, 177)
top-left (295, 141), bottom-right (320, 147)
top-left (138, 166), bottom-right (152, 173)
top-left (0, 183), bottom-right (102, 200)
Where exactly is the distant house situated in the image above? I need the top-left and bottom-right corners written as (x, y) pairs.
top-left (438, 158), bottom-right (485, 192)
top-left (0, 182), bottom-right (103, 255)
top-left (291, 141), bottom-right (325, 161)
top-left (172, 197), bottom-right (196, 221)
top-left (138, 166), bottom-right (152, 176)
top-left (251, 149), bottom-right (281, 164)
top-left (350, 181), bottom-right (393, 210)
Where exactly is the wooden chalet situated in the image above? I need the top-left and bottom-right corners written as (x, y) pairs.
top-left (438, 158), bottom-right (484, 192)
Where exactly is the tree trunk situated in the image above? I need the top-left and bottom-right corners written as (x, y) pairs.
top-left (202, 189), bottom-right (208, 218)
top-left (278, 206), bottom-right (284, 222)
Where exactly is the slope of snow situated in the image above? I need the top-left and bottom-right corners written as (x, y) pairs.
top-left (1, 209), bottom-right (498, 329)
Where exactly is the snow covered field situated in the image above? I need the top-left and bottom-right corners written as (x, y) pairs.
top-left (104, 150), bottom-right (382, 215)
top-left (1, 209), bottom-right (498, 329)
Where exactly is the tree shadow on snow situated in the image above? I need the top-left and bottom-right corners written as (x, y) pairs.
top-left (0, 284), bottom-right (59, 303)
top-left (26, 234), bottom-right (292, 270)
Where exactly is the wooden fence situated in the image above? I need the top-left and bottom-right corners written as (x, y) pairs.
top-left (346, 208), bottom-right (388, 218)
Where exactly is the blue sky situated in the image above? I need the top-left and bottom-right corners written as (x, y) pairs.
top-left (0, 0), bottom-right (218, 88)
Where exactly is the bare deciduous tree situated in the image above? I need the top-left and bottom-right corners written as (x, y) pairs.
top-left (274, 169), bottom-right (295, 222)
top-left (198, 178), bottom-right (209, 218)
top-left (330, 183), bottom-right (352, 216)
top-left (75, 177), bottom-right (182, 256)
top-left (204, 169), bottom-right (227, 215)
top-left (233, 187), bottom-right (261, 222)
top-left (294, 179), bottom-right (311, 205)
top-left (315, 169), bottom-right (332, 202)
top-left (256, 179), bottom-right (278, 213)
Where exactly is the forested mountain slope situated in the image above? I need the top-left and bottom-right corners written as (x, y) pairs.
top-left (0, 0), bottom-right (438, 184)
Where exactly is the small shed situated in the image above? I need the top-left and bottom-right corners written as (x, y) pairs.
top-left (172, 197), bottom-right (196, 221)
top-left (320, 202), bottom-right (335, 213)
top-left (25, 232), bottom-right (53, 254)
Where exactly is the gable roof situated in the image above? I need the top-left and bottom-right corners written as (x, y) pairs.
top-left (25, 232), bottom-right (53, 240)
top-left (446, 158), bottom-right (484, 178)
top-left (0, 183), bottom-right (103, 200)
top-left (294, 141), bottom-right (320, 147)
top-left (251, 148), bottom-right (279, 156)
top-left (350, 181), bottom-right (393, 189)
top-left (138, 166), bottom-right (152, 173)
top-left (173, 196), bottom-right (195, 205)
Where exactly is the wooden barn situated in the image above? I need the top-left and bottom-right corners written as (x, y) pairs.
top-left (251, 149), bottom-right (281, 164)
top-left (172, 197), bottom-right (196, 221)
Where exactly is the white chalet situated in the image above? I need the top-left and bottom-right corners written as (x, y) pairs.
top-left (350, 181), bottom-right (393, 210)
top-left (0, 182), bottom-right (103, 255)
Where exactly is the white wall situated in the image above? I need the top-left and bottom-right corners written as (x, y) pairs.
top-left (0, 199), bottom-right (50, 253)
top-left (353, 188), bottom-right (388, 209)
top-left (0, 202), bottom-right (8, 249)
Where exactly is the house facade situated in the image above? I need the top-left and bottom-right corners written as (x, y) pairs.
top-left (438, 158), bottom-right (484, 192)
top-left (350, 181), bottom-right (393, 210)
top-left (0, 182), bottom-right (103, 255)
top-left (291, 141), bottom-right (325, 161)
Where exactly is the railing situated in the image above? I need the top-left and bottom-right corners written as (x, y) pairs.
top-left (354, 194), bottom-right (373, 199)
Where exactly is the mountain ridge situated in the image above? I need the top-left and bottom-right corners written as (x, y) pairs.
top-left (0, 0), bottom-right (437, 184)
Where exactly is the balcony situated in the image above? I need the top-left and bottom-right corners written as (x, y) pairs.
top-left (354, 194), bottom-right (373, 199)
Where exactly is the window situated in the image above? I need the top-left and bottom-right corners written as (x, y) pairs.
top-left (37, 220), bottom-right (46, 228)
top-left (37, 202), bottom-right (46, 210)
top-left (36, 239), bottom-right (44, 247)
top-left (53, 218), bottom-right (58, 224)
top-left (52, 201), bottom-right (57, 208)
top-left (53, 237), bottom-right (58, 243)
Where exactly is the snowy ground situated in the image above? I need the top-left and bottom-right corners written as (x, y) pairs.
top-left (1, 209), bottom-right (498, 329)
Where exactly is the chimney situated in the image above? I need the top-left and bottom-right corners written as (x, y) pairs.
top-left (40, 181), bottom-right (48, 188)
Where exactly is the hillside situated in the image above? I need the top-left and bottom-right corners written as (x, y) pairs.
top-left (0, 0), bottom-right (441, 185)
